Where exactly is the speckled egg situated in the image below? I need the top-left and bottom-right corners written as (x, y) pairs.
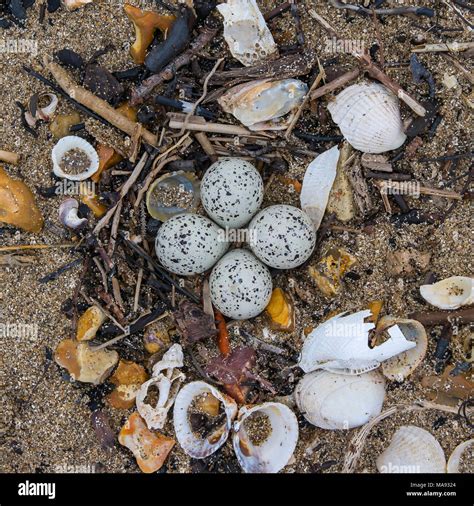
top-left (155, 214), bottom-right (228, 276)
top-left (210, 249), bottom-right (273, 320)
top-left (200, 158), bottom-right (264, 229)
top-left (248, 205), bottom-right (316, 269)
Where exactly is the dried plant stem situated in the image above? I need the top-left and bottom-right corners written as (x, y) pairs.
top-left (409, 307), bottom-right (474, 326)
top-left (412, 42), bottom-right (474, 53)
top-left (308, 8), bottom-right (338, 37)
top-left (45, 58), bottom-right (158, 145)
top-left (310, 68), bottom-right (360, 100)
top-left (0, 149), bottom-right (20, 165)
top-left (168, 114), bottom-right (257, 136)
top-left (0, 243), bottom-right (75, 252)
top-left (194, 132), bottom-right (217, 161)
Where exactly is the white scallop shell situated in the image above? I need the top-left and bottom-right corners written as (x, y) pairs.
top-left (420, 276), bottom-right (474, 310)
top-left (298, 310), bottom-right (416, 375)
top-left (300, 146), bottom-right (340, 231)
top-left (219, 79), bottom-right (308, 130)
top-left (295, 370), bottom-right (385, 429)
top-left (376, 426), bottom-right (446, 473)
top-left (380, 317), bottom-right (428, 381)
top-left (210, 249), bottom-right (272, 320)
top-left (217, 0), bottom-right (278, 67)
top-left (447, 439), bottom-right (473, 473)
top-left (155, 213), bottom-right (229, 276)
top-left (52, 135), bottom-right (99, 181)
top-left (248, 205), bottom-right (316, 269)
top-left (200, 158), bottom-right (264, 229)
top-left (232, 402), bottom-right (299, 473)
top-left (327, 82), bottom-right (407, 154)
top-left (136, 344), bottom-right (185, 430)
top-left (173, 381), bottom-right (238, 459)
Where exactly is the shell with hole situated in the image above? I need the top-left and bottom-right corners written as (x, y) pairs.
top-left (300, 145), bottom-right (340, 231)
top-left (295, 370), bottom-right (386, 429)
top-left (218, 79), bottom-right (308, 131)
top-left (232, 402), bottom-right (299, 473)
top-left (420, 276), bottom-right (474, 310)
top-left (173, 381), bottom-right (238, 458)
top-left (376, 425), bottom-right (446, 473)
top-left (217, 0), bottom-right (278, 67)
top-left (298, 310), bottom-right (416, 375)
top-left (379, 316), bottom-right (428, 381)
top-left (327, 82), bottom-right (407, 154)
top-left (52, 136), bottom-right (99, 181)
top-left (447, 439), bottom-right (473, 473)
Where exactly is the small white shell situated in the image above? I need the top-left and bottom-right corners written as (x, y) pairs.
top-left (420, 276), bottom-right (474, 310)
top-left (327, 82), bottom-right (407, 154)
top-left (201, 158), bottom-right (264, 229)
top-left (232, 402), bottom-right (299, 473)
top-left (380, 317), bottom-right (428, 381)
top-left (248, 205), bottom-right (316, 269)
top-left (298, 310), bottom-right (416, 375)
top-left (295, 370), bottom-right (386, 429)
top-left (52, 136), bottom-right (99, 181)
top-left (219, 79), bottom-right (308, 131)
top-left (58, 198), bottom-right (88, 230)
top-left (210, 249), bottom-right (272, 320)
top-left (217, 0), bottom-right (278, 67)
top-left (300, 146), bottom-right (340, 231)
top-left (173, 381), bottom-right (238, 459)
top-left (136, 344), bottom-right (185, 430)
top-left (155, 214), bottom-right (229, 276)
top-left (447, 439), bottom-right (473, 473)
top-left (376, 426), bottom-right (446, 473)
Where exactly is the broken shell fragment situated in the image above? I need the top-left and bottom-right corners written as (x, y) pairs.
top-left (52, 136), bottom-right (99, 181)
top-left (308, 247), bottom-right (357, 298)
top-left (78, 182), bottom-right (107, 218)
top-left (376, 426), bottom-right (446, 473)
top-left (107, 360), bottom-right (148, 409)
top-left (217, 0), bottom-right (278, 67)
top-left (379, 316), bottom-right (428, 381)
top-left (298, 310), bottom-right (416, 375)
top-left (76, 305), bottom-right (106, 341)
top-left (91, 144), bottom-right (123, 183)
top-left (300, 145), bottom-right (340, 230)
top-left (420, 276), bottom-right (474, 310)
top-left (0, 166), bottom-right (44, 232)
top-left (136, 344), bottom-right (185, 430)
top-left (232, 402), bottom-right (299, 473)
top-left (124, 4), bottom-right (175, 65)
top-left (387, 248), bottom-right (431, 278)
top-left (119, 412), bottom-right (175, 473)
top-left (50, 112), bottom-right (82, 139)
top-left (146, 171), bottom-right (200, 221)
top-left (447, 439), bottom-right (473, 473)
top-left (265, 288), bottom-right (295, 332)
top-left (59, 198), bottom-right (88, 231)
top-left (54, 339), bottom-right (118, 384)
top-left (64, 0), bottom-right (93, 10)
top-left (295, 370), bottom-right (386, 429)
top-left (25, 93), bottom-right (58, 127)
top-left (327, 82), bottom-right (407, 154)
top-left (219, 79), bottom-right (308, 131)
top-left (173, 381), bottom-right (238, 459)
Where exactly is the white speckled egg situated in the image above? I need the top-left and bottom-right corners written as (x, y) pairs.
top-left (248, 205), bottom-right (316, 269)
top-left (210, 249), bottom-right (273, 320)
top-left (200, 158), bottom-right (264, 229)
top-left (155, 214), bottom-right (228, 276)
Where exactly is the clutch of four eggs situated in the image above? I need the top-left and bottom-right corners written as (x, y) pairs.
top-left (154, 158), bottom-right (316, 320)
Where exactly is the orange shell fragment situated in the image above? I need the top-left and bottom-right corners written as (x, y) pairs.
top-left (91, 144), bottom-right (123, 183)
top-left (265, 288), bottom-right (295, 331)
top-left (124, 4), bottom-right (175, 65)
top-left (119, 412), bottom-right (175, 473)
top-left (79, 182), bottom-right (107, 218)
top-left (106, 360), bottom-right (148, 409)
top-left (76, 305), bottom-right (106, 341)
top-left (0, 166), bottom-right (44, 233)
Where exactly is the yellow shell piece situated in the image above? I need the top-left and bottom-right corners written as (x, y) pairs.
top-left (76, 305), bottom-right (106, 341)
top-left (265, 288), bottom-right (295, 331)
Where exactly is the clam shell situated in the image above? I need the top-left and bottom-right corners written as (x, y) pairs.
top-left (217, 0), bottom-right (278, 67)
top-left (173, 381), bottom-right (238, 458)
top-left (447, 439), bottom-right (473, 473)
top-left (298, 310), bottom-right (416, 375)
top-left (52, 136), bottom-right (99, 181)
top-left (377, 426), bottom-right (446, 473)
top-left (295, 370), bottom-right (386, 429)
top-left (232, 402), bottom-right (299, 473)
top-left (219, 79), bottom-right (308, 130)
top-left (380, 317), bottom-right (428, 381)
top-left (327, 82), bottom-right (407, 154)
top-left (300, 145), bottom-right (340, 231)
top-left (420, 276), bottom-right (474, 310)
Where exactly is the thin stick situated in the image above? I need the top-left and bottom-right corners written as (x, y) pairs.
top-left (308, 8), bottom-right (338, 37)
top-left (310, 68), bottom-right (360, 100)
top-left (0, 243), bottom-right (75, 252)
top-left (412, 42), bottom-right (474, 53)
top-left (133, 268), bottom-right (143, 313)
top-left (107, 199), bottom-right (123, 257)
top-left (195, 132), bottom-right (217, 161)
top-left (168, 115), bottom-right (259, 136)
